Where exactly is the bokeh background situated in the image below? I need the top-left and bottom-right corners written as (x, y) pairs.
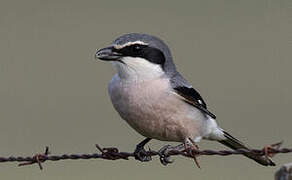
top-left (0, 0), bottom-right (291, 179)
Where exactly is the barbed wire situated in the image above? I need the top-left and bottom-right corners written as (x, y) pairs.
top-left (0, 142), bottom-right (290, 170)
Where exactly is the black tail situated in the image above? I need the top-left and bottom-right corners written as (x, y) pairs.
top-left (218, 131), bottom-right (275, 166)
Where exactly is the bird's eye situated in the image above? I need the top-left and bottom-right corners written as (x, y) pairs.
top-left (132, 45), bottom-right (143, 52)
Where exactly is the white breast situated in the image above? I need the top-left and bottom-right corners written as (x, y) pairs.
top-left (108, 74), bottom-right (206, 142)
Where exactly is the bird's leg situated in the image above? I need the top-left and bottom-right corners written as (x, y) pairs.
top-left (185, 138), bottom-right (201, 168)
top-left (158, 144), bottom-right (185, 165)
top-left (134, 138), bottom-right (152, 162)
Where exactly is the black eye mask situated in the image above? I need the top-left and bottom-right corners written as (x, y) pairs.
top-left (114, 44), bottom-right (166, 68)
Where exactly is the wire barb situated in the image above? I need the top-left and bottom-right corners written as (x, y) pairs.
top-left (0, 142), bottom-right (290, 170)
top-left (18, 146), bottom-right (50, 170)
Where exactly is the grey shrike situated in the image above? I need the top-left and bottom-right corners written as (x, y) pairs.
top-left (95, 33), bottom-right (275, 166)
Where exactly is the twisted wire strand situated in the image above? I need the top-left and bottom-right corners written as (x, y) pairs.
top-left (0, 142), bottom-right (290, 169)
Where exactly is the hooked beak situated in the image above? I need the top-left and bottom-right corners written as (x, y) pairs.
top-left (95, 46), bottom-right (122, 61)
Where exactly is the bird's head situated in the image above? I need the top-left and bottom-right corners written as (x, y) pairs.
top-left (95, 33), bottom-right (177, 81)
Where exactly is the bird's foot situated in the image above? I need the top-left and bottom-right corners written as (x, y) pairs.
top-left (158, 145), bottom-right (173, 166)
top-left (134, 138), bottom-right (152, 162)
top-left (158, 144), bottom-right (185, 166)
top-left (134, 145), bottom-right (152, 162)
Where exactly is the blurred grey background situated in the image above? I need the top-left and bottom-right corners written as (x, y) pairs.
top-left (0, 0), bottom-right (291, 179)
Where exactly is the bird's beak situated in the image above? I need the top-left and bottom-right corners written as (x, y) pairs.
top-left (95, 46), bottom-right (122, 61)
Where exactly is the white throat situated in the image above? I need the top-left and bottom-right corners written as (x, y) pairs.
top-left (112, 57), bottom-right (165, 82)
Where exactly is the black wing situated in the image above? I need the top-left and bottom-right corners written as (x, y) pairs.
top-left (173, 86), bottom-right (216, 119)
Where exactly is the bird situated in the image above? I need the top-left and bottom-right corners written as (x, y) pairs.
top-left (95, 33), bottom-right (275, 167)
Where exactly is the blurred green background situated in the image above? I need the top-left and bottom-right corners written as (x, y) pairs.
top-left (0, 0), bottom-right (291, 179)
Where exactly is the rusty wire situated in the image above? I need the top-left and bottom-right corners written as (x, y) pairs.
top-left (0, 142), bottom-right (291, 170)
